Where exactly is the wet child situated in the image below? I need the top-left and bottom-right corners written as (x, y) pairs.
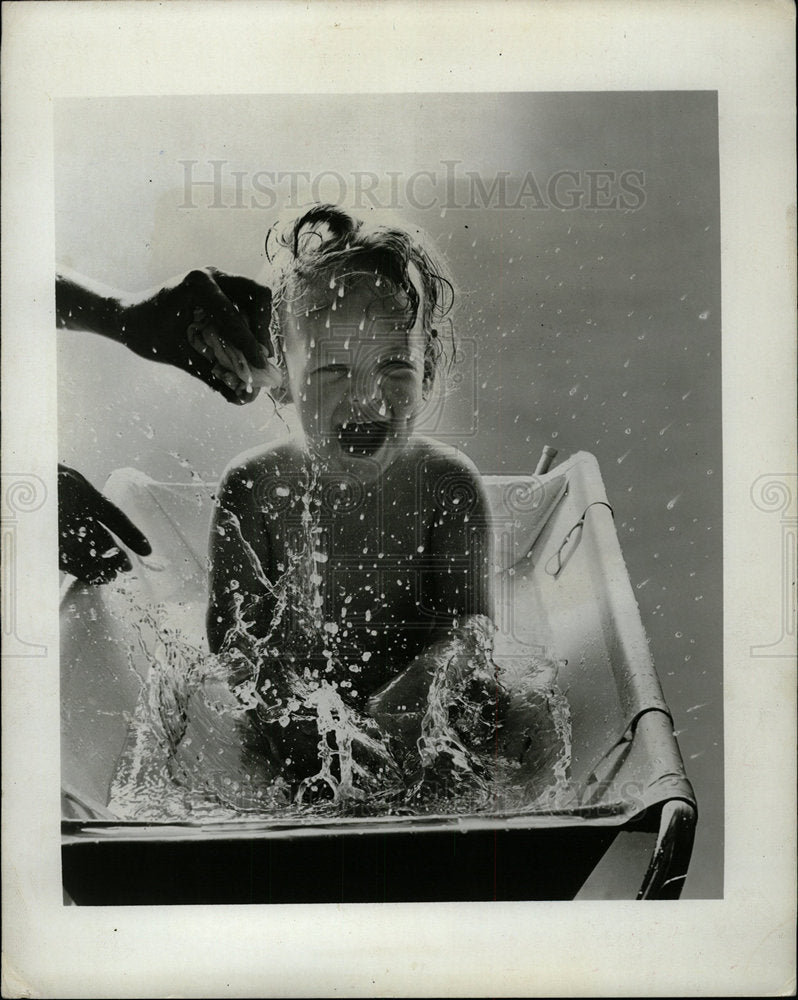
top-left (204, 205), bottom-right (508, 802)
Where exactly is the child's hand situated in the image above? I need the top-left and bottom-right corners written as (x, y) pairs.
top-left (58, 464), bottom-right (151, 584)
top-left (119, 267), bottom-right (281, 403)
top-left (450, 669), bottom-right (512, 752)
top-left (404, 731), bottom-right (489, 809)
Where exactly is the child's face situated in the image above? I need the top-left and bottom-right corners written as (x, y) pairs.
top-left (283, 267), bottom-right (428, 481)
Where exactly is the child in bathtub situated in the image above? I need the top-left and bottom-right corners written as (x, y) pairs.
top-left (204, 205), bottom-right (511, 799)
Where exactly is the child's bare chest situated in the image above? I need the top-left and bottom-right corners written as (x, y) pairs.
top-left (323, 487), bottom-right (431, 622)
top-left (259, 464), bottom-right (443, 689)
top-left (268, 479), bottom-right (433, 610)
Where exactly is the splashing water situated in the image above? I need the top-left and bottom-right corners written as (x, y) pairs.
top-left (108, 460), bottom-right (572, 822)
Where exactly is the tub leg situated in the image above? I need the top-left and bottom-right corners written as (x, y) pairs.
top-left (637, 799), bottom-right (697, 899)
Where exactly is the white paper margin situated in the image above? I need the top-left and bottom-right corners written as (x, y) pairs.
top-left (2, 1), bottom-right (795, 996)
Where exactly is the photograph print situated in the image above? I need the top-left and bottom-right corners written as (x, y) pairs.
top-left (56, 91), bottom-right (720, 904)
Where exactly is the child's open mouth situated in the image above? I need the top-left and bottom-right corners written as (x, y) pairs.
top-left (335, 420), bottom-right (391, 458)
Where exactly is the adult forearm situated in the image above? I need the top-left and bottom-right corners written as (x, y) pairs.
top-left (55, 265), bottom-right (279, 403)
top-left (55, 269), bottom-right (127, 344)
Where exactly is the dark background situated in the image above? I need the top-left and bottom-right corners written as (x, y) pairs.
top-left (56, 92), bottom-right (722, 897)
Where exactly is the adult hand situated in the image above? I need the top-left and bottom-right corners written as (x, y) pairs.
top-left (58, 464), bottom-right (152, 584)
top-left (118, 268), bottom-right (282, 404)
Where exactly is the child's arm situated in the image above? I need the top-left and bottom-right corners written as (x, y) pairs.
top-left (367, 453), bottom-right (498, 740)
top-left (206, 461), bottom-right (276, 664)
top-left (425, 453), bottom-right (494, 632)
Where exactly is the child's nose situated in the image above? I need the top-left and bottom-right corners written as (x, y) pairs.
top-left (348, 366), bottom-right (382, 409)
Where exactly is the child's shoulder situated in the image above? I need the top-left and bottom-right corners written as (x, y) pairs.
top-left (401, 436), bottom-right (487, 509)
top-left (402, 436), bottom-right (489, 523)
top-left (405, 434), bottom-right (483, 481)
top-left (217, 441), bottom-right (306, 494)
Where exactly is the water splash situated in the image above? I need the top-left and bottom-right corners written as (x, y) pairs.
top-left (108, 458), bottom-right (572, 822)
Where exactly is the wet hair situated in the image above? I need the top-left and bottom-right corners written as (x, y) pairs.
top-left (263, 204), bottom-right (456, 398)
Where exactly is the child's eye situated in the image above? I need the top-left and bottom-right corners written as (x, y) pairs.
top-left (313, 364), bottom-right (350, 377)
top-left (379, 359), bottom-right (416, 376)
